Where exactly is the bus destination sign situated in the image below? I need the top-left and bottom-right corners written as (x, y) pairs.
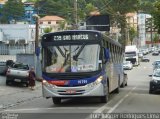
top-left (53, 33), bottom-right (99, 41)
top-left (53, 34), bottom-right (89, 41)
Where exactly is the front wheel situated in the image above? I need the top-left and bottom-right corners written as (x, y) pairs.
top-left (52, 98), bottom-right (61, 105)
top-left (100, 86), bottom-right (109, 103)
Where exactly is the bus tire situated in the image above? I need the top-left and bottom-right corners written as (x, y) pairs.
top-left (52, 98), bottom-right (61, 104)
top-left (100, 85), bottom-right (109, 103)
top-left (114, 80), bottom-right (120, 93)
top-left (120, 81), bottom-right (125, 88)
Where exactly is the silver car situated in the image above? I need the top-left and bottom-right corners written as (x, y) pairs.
top-left (123, 61), bottom-right (133, 70)
top-left (149, 69), bottom-right (160, 94)
top-left (6, 63), bottom-right (29, 86)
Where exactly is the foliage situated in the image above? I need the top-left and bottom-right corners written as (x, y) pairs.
top-left (96, 0), bottom-right (139, 47)
top-left (152, 1), bottom-right (160, 34)
top-left (25, 0), bottom-right (37, 2)
top-left (129, 27), bottom-right (137, 45)
top-left (43, 27), bottom-right (52, 33)
top-left (59, 21), bottom-right (66, 30)
top-left (1, 0), bottom-right (24, 23)
top-left (138, 0), bottom-right (156, 14)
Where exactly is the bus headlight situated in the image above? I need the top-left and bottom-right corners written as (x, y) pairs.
top-left (42, 80), bottom-right (57, 88)
top-left (86, 76), bottom-right (103, 88)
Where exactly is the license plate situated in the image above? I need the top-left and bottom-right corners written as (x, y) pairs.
top-left (14, 79), bottom-right (21, 82)
top-left (66, 90), bottom-right (76, 94)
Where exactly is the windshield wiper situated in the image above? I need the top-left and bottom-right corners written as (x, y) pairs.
top-left (56, 46), bottom-right (65, 58)
top-left (73, 43), bottom-right (86, 61)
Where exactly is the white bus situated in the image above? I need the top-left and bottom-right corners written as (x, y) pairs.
top-left (41, 30), bottom-right (126, 104)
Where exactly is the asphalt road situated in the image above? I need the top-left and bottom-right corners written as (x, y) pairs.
top-left (0, 53), bottom-right (160, 119)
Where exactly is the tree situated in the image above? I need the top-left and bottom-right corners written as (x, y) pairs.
top-left (1, 0), bottom-right (24, 23)
top-left (129, 27), bottom-right (137, 45)
top-left (94, 0), bottom-right (139, 48)
top-left (138, 0), bottom-right (156, 14)
top-left (34, 0), bottom-right (140, 47)
top-left (152, 1), bottom-right (160, 34)
top-left (59, 21), bottom-right (66, 30)
top-left (43, 27), bottom-right (52, 33)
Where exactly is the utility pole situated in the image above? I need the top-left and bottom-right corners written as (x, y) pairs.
top-left (33, 14), bottom-right (41, 79)
top-left (74, 0), bottom-right (78, 29)
top-left (35, 16), bottom-right (39, 53)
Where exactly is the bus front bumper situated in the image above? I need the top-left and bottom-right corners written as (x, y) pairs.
top-left (42, 83), bottom-right (106, 98)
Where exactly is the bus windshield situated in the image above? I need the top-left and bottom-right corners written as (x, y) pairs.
top-left (43, 44), bottom-right (101, 73)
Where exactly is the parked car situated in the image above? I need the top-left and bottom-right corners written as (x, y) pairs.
top-left (0, 60), bottom-right (14, 75)
top-left (141, 56), bottom-right (150, 62)
top-left (138, 52), bottom-right (143, 58)
top-left (6, 63), bottom-right (29, 86)
top-left (121, 72), bottom-right (128, 88)
top-left (152, 51), bottom-right (159, 56)
top-left (152, 60), bottom-right (160, 70)
top-left (123, 61), bottom-right (133, 70)
top-left (149, 69), bottom-right (160, 94)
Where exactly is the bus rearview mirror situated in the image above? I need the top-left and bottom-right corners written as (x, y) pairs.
top-left (104, 48), bottom-right (110, 62)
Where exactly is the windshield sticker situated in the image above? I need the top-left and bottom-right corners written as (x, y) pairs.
top-left (78, 64), bottom-right (94, 71)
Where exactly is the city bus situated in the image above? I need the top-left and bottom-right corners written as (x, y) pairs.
top-left (41, 30), bottom-right (126, 104)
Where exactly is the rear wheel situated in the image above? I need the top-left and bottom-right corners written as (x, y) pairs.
top-left (6, 77), bottom-right (11, 85)
top-left (52, 98), bottom-right (61, 104)
top-left (114, 79), bottom-right (120, 93)
top-left (149, 84), bottom-right (153, 94)
top-left (23, 82), bottom-right (29, 87)
top-left (120, 81), bottom-right (125, 88)
top-left (6, 80), bottom-right (10, 85)
top-left (125, 82), bottom-right (128, 86)
top-left (149, 89), bottom-right (152, 94)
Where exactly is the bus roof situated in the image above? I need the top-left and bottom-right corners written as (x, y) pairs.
top-left (42, 30), bottom-right (122, 47)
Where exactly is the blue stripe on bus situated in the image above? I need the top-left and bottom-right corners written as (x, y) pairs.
top-left (42, 72), bottom-right (106, 86)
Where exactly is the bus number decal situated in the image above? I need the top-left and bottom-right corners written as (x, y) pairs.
top-left (54, 36), bottom-right (62, 40)
top-left (78, 80), bottom-right (87, 84)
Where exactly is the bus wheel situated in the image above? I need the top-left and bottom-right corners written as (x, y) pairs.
top-left (100, 86), bottom-right (109, 103)
top-left (114, 80), bottom-right (120, 93)
top-left (120, 81), bottom-right (125, 88)
top-left (52, 98), bottom-right (61, 104)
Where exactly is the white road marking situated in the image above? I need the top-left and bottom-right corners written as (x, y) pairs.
top-left (107, 87), bottom-right (136, 113)
top-left (85, 87), bottom-right (136, 119)
top-left (2, 107), bottom-right (99, 113)
top-left (94, 87), bottom-right (136, 114)
top-left (107, 94), bottom-right (129, 113)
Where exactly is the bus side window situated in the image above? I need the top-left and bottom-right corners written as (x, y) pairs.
top-left (110, 43), bottom-right (113, 62)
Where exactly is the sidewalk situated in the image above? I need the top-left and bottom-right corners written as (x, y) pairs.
top-left (0, 81), bottom-right (42, 111)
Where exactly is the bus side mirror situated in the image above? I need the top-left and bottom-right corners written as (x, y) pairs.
top-left (104, 48), bottom-right (110, 63)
